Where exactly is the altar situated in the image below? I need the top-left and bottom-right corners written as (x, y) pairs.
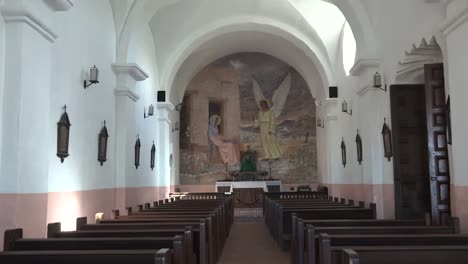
top-left (215, 180), bottom-right (282, 208)
top-left (215, 180), bottom-right (282, 193)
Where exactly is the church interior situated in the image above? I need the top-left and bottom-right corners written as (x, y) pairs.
top-left (1, 0), bottom-right (468, 263)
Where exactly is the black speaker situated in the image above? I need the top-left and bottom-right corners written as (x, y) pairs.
top-left (329, 86), bottom-right (338, 98)
top-left (157, 91), bottom-right (166, 102)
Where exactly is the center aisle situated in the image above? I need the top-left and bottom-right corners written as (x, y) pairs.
top-left (218, 221), bottom-right (289, 264)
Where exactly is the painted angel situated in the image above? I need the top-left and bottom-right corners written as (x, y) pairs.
top-left (251, 73), bottom-right (291, 160)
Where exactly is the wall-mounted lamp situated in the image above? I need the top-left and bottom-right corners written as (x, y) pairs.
top-left (342, 100), bottom-right (352, 115)
top-left (316, 117), bottom-right (325, 128)
top-left (175, 103), bottom-right (183, 112)
top-left (84, 65), bottom-right (99, 89)
top-left (174, 121), bottom-right (180, 131)
top-left (373, 72), bottom-right (387, 92)
top-left (144, 104), bottom-right (154, 119)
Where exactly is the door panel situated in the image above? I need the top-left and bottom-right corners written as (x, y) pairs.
top-left (391, 85), bottom-right (431, 219)
top-left (424, 63), bottom-right (451, 225)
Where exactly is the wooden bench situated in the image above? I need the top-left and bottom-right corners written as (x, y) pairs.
top-left (0, 248), bottom-right (173, 264)
top-left (340, 246), bottom-right (468, 264)
top-left (291, 216), bottom-right (431, 264)
top-left (4, 228), bottom-right (187, 264)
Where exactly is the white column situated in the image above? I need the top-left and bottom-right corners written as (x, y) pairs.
top-left (157, 102), bottom-right (174, 189)
top-left (0, 1), bottom-right (57, 194)
top-left (323, 98), bottom-right (340, 186)
top-left (112, 63), bottom-right (148, 210)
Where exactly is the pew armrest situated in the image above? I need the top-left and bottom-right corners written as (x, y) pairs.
top-left (76, 217), bottom-right (87, 231)
top-left (343, 249), bottom-right (359, 264)
top-left (4, 228), bottom-right (23, 251)
top-left (47, 222), bottom-right (61, 238)
top-left (156, 248), bottom-right (173, 264)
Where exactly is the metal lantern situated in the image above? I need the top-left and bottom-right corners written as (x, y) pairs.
top-left (382, 119), bottom-right (393, 161)
top-left (342, 100), bottom-right (352, 115)
top-left (135, 135), bottom-right (141, 169)
top-left (98, 121), bottom-right (109, 166)
top-left (84, 65), bottom-right (99, 89)
top-left (317, 118), bottom-right (324, 128)
top-left (356, 130), bottom-right (363, 165)
top-left (373, 72), bottom-right (387, 92)
top-left (150, 141), bottom-right (156, 171)
top-left (341, 138), bottom-right (347, 167)
top-left (373, 72), bottom-right (382, 88)
top-left (144, 104), bottom-right (154, 119)
top-left (57, 105), bottom-right (71, 163)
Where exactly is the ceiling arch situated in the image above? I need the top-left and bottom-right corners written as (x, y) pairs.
top-left (163, 16), bottom-right (333, 103)
top-left (171, 30), bottom-right (326, 104)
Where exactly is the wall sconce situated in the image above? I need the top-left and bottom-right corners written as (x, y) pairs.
top-left (382, 118), bottom-right (393, 161)
top-left (57, 105), bottom-right (71, 163)
top-left (144, 104), bottom-right (154, 119)
top-left (84, 65), bottom-right (99, 89)
top-left (175, 103), bottom-right (183, 112)
top-left (341, 138), bottom-right (347, 167)
top-left (342, 100), bottom-right (352, 115)
top-left (134, 134), bottom-right (141, 169)
top-left (356, 129), bottom-right (363, 165)
top-left (174, 121), bottom-right (180, 131)
top-left (150, 141), bottom-right (156, 171)
top-left (316, 117), bottom-right (325, 128)
top-left (97, 120), bottom-right (109, 166)
top-left (373, 72), bottom-right (387, 92)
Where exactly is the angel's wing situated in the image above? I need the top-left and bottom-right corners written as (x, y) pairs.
top-left (252, 78), bottom-right (266, 107)
top-left (271, 73), bottom-right (291, 118)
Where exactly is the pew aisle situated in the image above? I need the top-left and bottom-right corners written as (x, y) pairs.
top-left (218, 222), bottom-right (289, 264)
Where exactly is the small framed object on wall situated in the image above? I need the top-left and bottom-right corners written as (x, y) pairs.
top-left (382, 118), bottom-right (393, 161)
top-left (341, 138), bottom-right (346, 167)
top-left (135, 135), bottom-right (141, 169)
top-left (150, 141), bottom-right (156, 171)
top-left (98, 121), bottom-right (109, 166)
top-left (356, 130), bottom-right (363, 165)
top-left (57, 105), bottom-right (71, 163)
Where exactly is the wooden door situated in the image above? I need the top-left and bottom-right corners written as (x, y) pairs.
top-left (424, 63), bottom-right (451, 225)
top-left (391, 85), bottom-right (431, 219)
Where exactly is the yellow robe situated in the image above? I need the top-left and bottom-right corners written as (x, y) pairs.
top-left (257, 110), bottom-right (282, 159)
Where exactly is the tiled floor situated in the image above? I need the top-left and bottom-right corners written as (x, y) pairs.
top-left (218, 221), bottom-right (290, 264)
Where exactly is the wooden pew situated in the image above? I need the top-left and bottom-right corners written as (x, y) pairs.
top-left (47, 223), bottom-right (198, 264)
top-left (291, 216), bottom-right (431, 264)
top-left (316, 228), bottom-right (463, 264)
top-left (0, 248), bottom-right (173, 264)
top-left (4, 228), bottom-right (186, 264)
top-left (340, 246), bottom-right (468, 264)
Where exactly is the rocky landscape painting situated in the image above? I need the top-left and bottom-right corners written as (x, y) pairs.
top-left (180, 52), bottom-right (318, 185)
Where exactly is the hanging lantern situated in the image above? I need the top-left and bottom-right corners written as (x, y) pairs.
top-left (356, 130), bottom-right (363, 165)
top-left (135, 135), bottom-right (141, 169)
top-left (150, 141), bottom-right (156, 171)
top-left (341, 138), bottom-right (347, 167)
top-left (98, 121), bottom-right (109, 166)
top-left (382, 119), bottom-right (393, 161)
top-left (342, 100), bottom-right (352, 115)
top-left (57, 105), bottom-right (71, 163)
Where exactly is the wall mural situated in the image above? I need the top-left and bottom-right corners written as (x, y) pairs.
top-left (180, 52), bottom-right (318, 185)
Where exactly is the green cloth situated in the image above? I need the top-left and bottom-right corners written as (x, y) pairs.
top-left (240, 159), bottom-right (256, 172)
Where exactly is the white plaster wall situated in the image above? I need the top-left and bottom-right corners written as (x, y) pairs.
top-left (46, 0), bottom-right (116, 193)
top-left (126, 25), bottom-right (160, 188)
top-left (0, 12), bottom-right (5, 188)
top-left (445, 19), bottom-right (468, 187)
top-left (329, 0), bottom-right (446, 186)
